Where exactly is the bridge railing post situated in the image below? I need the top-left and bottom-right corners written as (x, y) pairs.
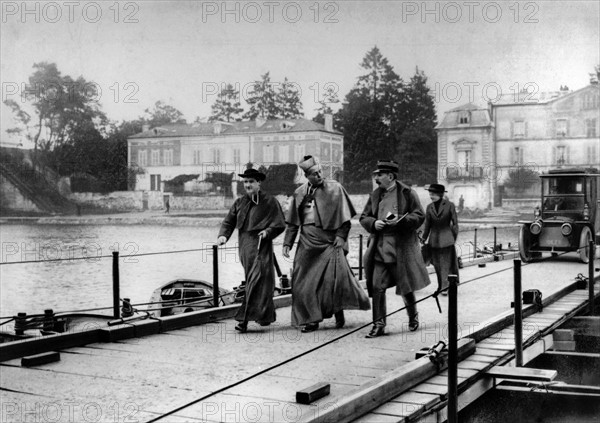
top-left (514, 259), bottom-right (523, 367)
top-left (213, 244), bottom-right (219, 308)
top-left (447, 274), bottom-right (459, 423)
top-left (589, 240), bottom-right (595, 316)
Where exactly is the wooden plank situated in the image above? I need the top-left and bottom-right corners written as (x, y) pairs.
top-left (475, 342), bottom-right (514, 351)
top-left (391, 392), bottom-right (439, 409)
top-left (553, 329), bottom-right (575, 341)
top-left (439, 368), bottom-right (479, 379)
top-left (410, 383), bottom-right (447, 396)
top-left (371, 401), bottom-right (424, 418)
top-left (473, 347), bottom-right (509, 357)
top-left (486, 366), bottom-right (557, 381)
top-left (427, 375), bottom-right (467, 386)
top-left (457, 359), bottom-right (493, 371)
top-left (353, 413), bottom-right (405, 423)
top-left (553, 340), bottom-right (576, 351)
top-left (303, 338), bottom-right (475, 423)
top-left (466, 354), bottom-right (501, 363)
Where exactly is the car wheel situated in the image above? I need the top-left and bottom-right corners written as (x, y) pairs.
top-left (519, 226), bottom-right (534, 263)
top-left (579, 226), bottom-right (593, 263)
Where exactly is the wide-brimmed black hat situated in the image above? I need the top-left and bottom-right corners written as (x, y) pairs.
top-left (426, 183), bottom-right (447, 193)
top-left (238, 168), bottom-right (266, 181)
top-left (372, 160), bottom-right (399, 174)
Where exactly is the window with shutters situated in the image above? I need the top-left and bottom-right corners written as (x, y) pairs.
top-left (233, 148), bottom-right (241, 164)
top-left (212, 148), bottom-right (221, 164)
top-left (137, 150), bottom-right (147, 167)
top-left (586, 119), bottom-right (597, 137)
top-left (163, 149), bottom-right (173, 166)
top-left (556, 119), bottom-right (568, 137)
top-left (588, 144), bottom-right (598, 165)
top-left (263, 145), bottom-right (274, 163)
top-left (553, 146), bottom-right (569, 165)
top-left (512, 147), bottom-right (524, 165)
top-left (513, 121), bottom-right (526, 138)
top-left (193, 149), bottom-right (202, 165)
top-left (151, 150), bottom-right (160, 166)
top-left (279, 145), bottom-right (289, 163)
top-left (294, 144), bottom-right (305, 162)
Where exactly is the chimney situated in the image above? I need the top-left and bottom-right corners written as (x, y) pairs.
top-left (255, 116), bottom-right (266, 128)
top-left (324, 114), bottom-right (333, 132)
top-left (142, 124), bottom-right (150, 132)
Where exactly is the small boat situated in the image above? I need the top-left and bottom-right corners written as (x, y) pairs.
top-left (147, 279), bottom-right (237, 318)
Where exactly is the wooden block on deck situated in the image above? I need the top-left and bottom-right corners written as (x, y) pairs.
top-left (553, 340), bottom-right (576, 351)
top-left (21, 351), bottom-right (60, 367)
top-left (296, 382), bottom-right (330, 404)
top-left (485, 366), bottom-right (557, 382)
top-left (553, 329), bottom-right (574, 341)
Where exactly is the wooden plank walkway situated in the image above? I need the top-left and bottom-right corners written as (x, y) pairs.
top-left (357, 285), bottom-right (599, 423)
top-left (0, 259), bottom-right (597, 423)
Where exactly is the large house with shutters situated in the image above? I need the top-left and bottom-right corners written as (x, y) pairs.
top-left (127, 116), bottom-right (343, 192)
top-left (436, 84), bottom-right (600, 209)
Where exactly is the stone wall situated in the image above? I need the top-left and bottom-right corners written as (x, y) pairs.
top-left (0, 174), bottom-right (41, 212)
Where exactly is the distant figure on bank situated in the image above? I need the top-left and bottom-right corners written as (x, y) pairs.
top-left (421, 184), bottom-right (459, 296)
top-left (360, 160), bottom-right (430, 338)
top-left (458, 195), bottom-right (464, 213)
top-left (218, 168), bottom-right (286, 333)
top-left (165, 197), bottom-right (170, 214)
top-left (283, 155), bottom-right (370, 333)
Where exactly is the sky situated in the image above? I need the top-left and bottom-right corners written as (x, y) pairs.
top-left (1, 1), bottom-right (599, 146)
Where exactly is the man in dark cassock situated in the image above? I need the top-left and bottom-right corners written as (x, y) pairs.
top-left (218, 168), bottom-right (286, 333)
top-left (283, 156), bottom-right (370, 333)
top-left (360, 160), bottom-right (431, 338)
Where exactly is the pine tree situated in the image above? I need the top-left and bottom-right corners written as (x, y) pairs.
top-left (209, 84), bottom-right (244, 122)
top-left (243, 72), bottom-right (279, 120)
top-left (277, 78), bottom-right (303, 119)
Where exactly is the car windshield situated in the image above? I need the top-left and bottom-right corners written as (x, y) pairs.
top-left (542, 177), bottom-right (585, 211)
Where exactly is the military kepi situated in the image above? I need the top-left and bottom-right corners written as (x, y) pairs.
top-left (299, 155), bottom-right (321, 174)
top-left (372, 160), bottom-right (399, 174)
top-left (238, 168), bottom-right (266, 181)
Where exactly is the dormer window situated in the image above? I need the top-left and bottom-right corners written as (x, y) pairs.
top-left (280, 121), bottom-right (296, 130)
top-left (458, 112), bottom-right (469, 124)
top-left (213, 122), bottom-right (222, 135)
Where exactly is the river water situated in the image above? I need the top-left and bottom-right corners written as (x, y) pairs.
top-left (0, 223), bottom-right (520, 318)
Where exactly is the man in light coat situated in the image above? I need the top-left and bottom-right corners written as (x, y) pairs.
top-left (360, 160), bottom-right (431, 338)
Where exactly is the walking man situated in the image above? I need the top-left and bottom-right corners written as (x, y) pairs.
top-left (283, 156), bottom-right (370, 332)
top-left (360, 160), bottom-right (430, 338)
top-left (218, 168), bottom-right (286, 332)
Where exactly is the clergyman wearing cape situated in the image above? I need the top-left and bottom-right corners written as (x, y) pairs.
top-left (283, 155), bottom-right (370, 333)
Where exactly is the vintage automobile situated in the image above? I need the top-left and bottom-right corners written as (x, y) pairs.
top-left (519, 168), bottom-right (600, 263)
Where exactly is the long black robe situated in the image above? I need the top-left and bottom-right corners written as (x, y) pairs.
top-left (218, 191), bottom-right (285, 323)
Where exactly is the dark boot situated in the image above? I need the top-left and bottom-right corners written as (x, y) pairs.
top-left (334, 310), bottom-right (345, 328)
top-left (235, 321), bottom-right (248, 333)
top-left (403, 292), bottom-right (419, 331)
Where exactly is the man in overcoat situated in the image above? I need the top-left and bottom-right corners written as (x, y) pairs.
top-left (360, 160), bottom-right (430, 338)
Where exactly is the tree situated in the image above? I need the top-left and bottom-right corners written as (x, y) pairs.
top-left (338, 47), bottom-right (403, 185)
top-left (244, 72), bottom-right (279, 120)
top-left (394, 68), bottom-right (438, 183)
top-left (209, 84), bottom-right (244, 122)
top-left (4, 62), bottom-right (106, 164)
top-left (277, 78), bottom-right (303, 119)
top-left (313, 84), bottom-right (340, 126)
top-left (143, 100), bottom-right (186, 126)
top-left (590, 64), bottom-right (600, 85)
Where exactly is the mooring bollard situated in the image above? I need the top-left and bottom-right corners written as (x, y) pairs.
top-left (43, 309), bottom-right (54, 332)
top-left (473, 228), bottom-right (478, 259)
top-left (213, 244), bottom-right (219, 307)
top-left (447, 274), bottom-right (459, 423)
top-left (14, 312), bottom-right (27, 336)
top-left (359, 234), bottom-right (363, 280)
top-left (493, 226), bottom-right (498, 253)
top-left (112, 251), bottom-right (120, 319)
top-left (589, 240), bottom-right (595, 316)
top-left (514, 259), bottom-right (523, 366)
